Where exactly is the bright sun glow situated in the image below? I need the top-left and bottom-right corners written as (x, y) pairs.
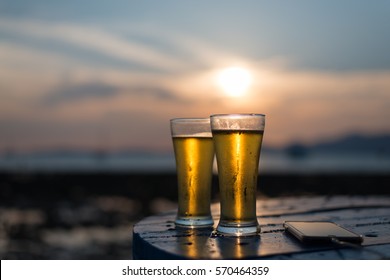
top-left (217, 67), bottom-right (252, 97)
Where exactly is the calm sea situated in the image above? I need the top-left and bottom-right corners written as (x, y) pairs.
top-left (0, 151), bottom-right (389, 173)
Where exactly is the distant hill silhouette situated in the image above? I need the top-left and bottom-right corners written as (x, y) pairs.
top-left (284, 134), bottom-right (390, 156)
top-left (1, 133), bottom-right (389, 158)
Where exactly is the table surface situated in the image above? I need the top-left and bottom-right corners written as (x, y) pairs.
top-left (132, 196), bottom-right (390, 259)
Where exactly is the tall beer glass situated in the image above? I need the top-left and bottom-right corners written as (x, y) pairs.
top-left (170, 118), bottom-right (214, 227)
top-left (211, 114), bottom-right (265, 236)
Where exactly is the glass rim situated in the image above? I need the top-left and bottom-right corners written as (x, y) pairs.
top-left (170, 117), bottom-right (210, 123)
top-left (210, 113), bottom-right (265, 118)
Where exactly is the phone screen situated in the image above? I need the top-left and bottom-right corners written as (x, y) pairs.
top-left (284, 221), bottom-right (363, 243)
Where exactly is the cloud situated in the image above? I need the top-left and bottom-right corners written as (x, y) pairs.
top-left (125, 25), bottom-right (242, 68)
top-left (1, 17), bottom-right (390, 152)
top-left (0, 19), bottom-right (189, 72)
top-left (40, 81), bottom-right (187, 107)
top-left (2, 67), bottom-right (390, 152)
top-left (43, 82), bottom-right (121, 104)
top-left (126, 86), bottom-right (184, 102)
top-left (235, 69), bottom-right (390, 146)
top-left (0, 18), bottom-right (234, 108)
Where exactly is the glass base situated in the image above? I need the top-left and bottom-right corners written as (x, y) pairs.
top-left (216, 221), bottom-right (260, 236)
top-left (175, 216), bottom-right (214, 228)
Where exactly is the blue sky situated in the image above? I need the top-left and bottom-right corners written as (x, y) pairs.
top-left (1, 0), bottom-right (390, 152)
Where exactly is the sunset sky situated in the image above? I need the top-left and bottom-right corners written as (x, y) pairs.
top-left (1, 0), bottom-right (390, 153)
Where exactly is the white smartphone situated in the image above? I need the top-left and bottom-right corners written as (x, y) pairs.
top-left (283, 221), bottom-right (364, 244)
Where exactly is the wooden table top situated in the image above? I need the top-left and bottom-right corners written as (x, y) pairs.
top-left (132, 196), bottom-right (390, 259)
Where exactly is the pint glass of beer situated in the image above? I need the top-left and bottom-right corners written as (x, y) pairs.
top-left (170, 118), bottom-right (214, 227)
top-left (211, 114), bottom-right (265, 236)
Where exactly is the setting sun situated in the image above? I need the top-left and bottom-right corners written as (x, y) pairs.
top-left (217, 67), bottom-right (252, 97)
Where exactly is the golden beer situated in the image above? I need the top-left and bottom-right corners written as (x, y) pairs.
top-left (170, 118), bottom-right (214, 227)
top-left (213, 130), bottom-right (263, 223)
top-left (211, 114), bottom-right (265, 236)
top-left (173, 137), bottom-right (214, 221)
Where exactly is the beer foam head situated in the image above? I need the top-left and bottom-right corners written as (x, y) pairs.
top-left (170, 118), bottom-right (212, 137)
top-left (210, 114), bottom-right (265, 131)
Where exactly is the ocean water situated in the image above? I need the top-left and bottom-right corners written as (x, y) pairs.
top-left (0, 151), bottom-right (389, 173)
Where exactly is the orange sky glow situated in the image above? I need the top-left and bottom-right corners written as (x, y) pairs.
top-left (1, 2), bottom-right (390, 153)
